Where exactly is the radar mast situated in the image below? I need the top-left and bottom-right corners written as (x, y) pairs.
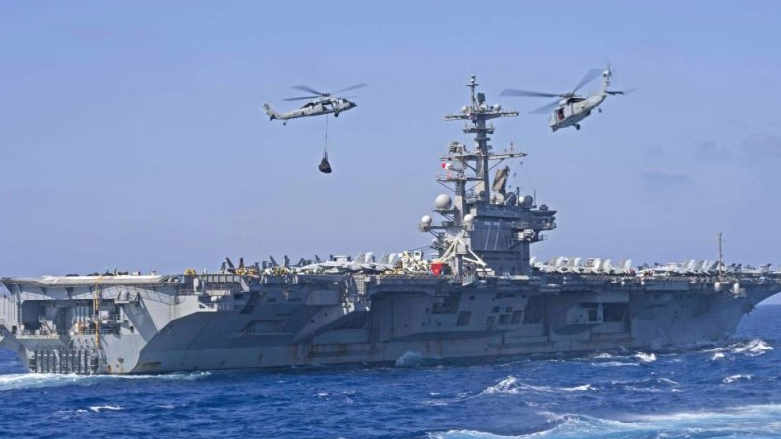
top-left (422, 76), bottom-right (557, 277)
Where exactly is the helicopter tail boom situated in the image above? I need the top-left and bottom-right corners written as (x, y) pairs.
top-left (263, 103), bottom-right (282, 121)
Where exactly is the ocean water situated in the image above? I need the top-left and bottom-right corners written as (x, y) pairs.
top-left (2, 306), bottom-right (781, 439)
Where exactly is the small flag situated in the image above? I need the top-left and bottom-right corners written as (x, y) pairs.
top-left (441, 162), bottom-right (452, 170)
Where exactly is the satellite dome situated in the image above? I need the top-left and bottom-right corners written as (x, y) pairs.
top-left (419, 215), bottom-right (433, 232)
top-left (463, 214), bottom-right (475, 226)
top-left (434, 194), bottom-right (452, 211)
top-left (521, 195), bottom-right (534, 207)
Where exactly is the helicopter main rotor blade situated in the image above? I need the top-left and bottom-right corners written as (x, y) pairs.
top-left (334, 83), bottom-right (368, 94)
top-left (529, 100), bottom-right (560, 115)
top-left (292, 85), bottom-right (328, 96)
top-left (500, 88), bottom-right (561, 98)
top-left (572, 68), bottom-right (603, 94)
top-left (283, 95), bottom-right (320, 101)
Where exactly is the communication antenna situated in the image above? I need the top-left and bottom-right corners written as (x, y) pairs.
top-left (718, 232), bottom-right (724, 279)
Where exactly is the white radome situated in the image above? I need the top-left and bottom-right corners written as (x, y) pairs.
top-left (434, 194), bottom-right (452, 211)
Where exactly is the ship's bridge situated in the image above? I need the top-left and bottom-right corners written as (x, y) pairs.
top-left (422, 76), bottom-right (557, 277)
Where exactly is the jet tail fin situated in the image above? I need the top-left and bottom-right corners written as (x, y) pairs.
top-left (263, 103), bottom-right (281, 121)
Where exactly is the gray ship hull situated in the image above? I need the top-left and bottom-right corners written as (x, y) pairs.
top-left (1, 272), bottom-right (777, 374)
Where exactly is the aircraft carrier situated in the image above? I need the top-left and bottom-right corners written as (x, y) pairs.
top-left (1, 76), bottom-right (779, 374)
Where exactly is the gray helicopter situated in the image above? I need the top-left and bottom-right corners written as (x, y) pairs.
top-left (263, 83), bottom-right (367, 125)
top-left (501, 67), bottom-right (632, 131)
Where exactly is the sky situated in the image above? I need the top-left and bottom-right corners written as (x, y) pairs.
top-left (1, 1), bottom-right (780, 304)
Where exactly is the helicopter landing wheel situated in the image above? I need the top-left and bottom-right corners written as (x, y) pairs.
top-left (575, 124), bottom-right (581, 130)
top-left (334, 112), bottom-right (340, 117)
top-left (598, 108), bottom-right (602, 113)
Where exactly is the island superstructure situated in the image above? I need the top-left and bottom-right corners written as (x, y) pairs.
top-left (1, 76), bottom-right (779, 374)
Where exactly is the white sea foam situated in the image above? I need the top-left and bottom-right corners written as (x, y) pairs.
top-left (723, 374), bottom-right (752, 384)
top-left (89, 404), bottom-right (122, 412)
top-left (481, 376), bottom-right (554, 395)
top-left (711, 352), bottom-right (726, 360)
top-left (590, 353), bottom-right (616, 359)
top-left (430, 404), bottom-right (781, 438)
top-left (732, 339), bottom-right (773, 356)
top-left (0, 371), bottom-right (210, 391)
top-left (561, 384), bottom-right (595, 392)
top-left (633, 352), bottom-right (656, 363)
top-left (589, 361), bottom-right (639, 368)
top-left (394, 351), bottom-right (426, 367)
top-left (482, 376), bottom-right (521, 394)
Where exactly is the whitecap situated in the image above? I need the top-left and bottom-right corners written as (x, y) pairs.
top-left (711, 352), bottom-right (726, 360)
top-left (89, 405), bottom-right (122, 412)
top-left (723, 374), bottom-right (752, 384)
top-left (432, 405), bottom-right (781, 438)
top-left (431, 405), bottom-right (781, 438)
top-left (732, 339), bottom-right (773, 356)
top-left (561, 384), bottom-right (595, 391)
top-left (590, 361), bottom-right (639, 367)
top-left (481, 376), bottom-right (553, 395)
top-left (394, 351), bottom-right (426, 367)
top-left (0, 371), bottom-right (210, 391)
top-left (590, 352), bottom-right (616, 359)
top-left (482, 376), bottom-right (520, 394)
top-left (634, 352), bottom-right (657, 363)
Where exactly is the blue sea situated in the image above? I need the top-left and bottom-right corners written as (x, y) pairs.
top-left (2, 305), bottom-right (781, 439)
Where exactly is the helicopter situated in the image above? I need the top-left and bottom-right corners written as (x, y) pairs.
top-left (500, 67), bottom-right (632, 131)
top-left (263, 83), bottom-right (367, 125)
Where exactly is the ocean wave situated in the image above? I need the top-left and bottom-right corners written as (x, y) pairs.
top-left (89, 404), bottom-right (122, 412)
top-left (723, 374), bottom-right (752, 384)
top-left (560, 384), bottom-right (596, 392)
top-left (429, 404), bottom-right (781, 438)
top-left (589, 352), bottom-right (617, 360)
top-left (589, 360), bottom-right (638, 367)
top-left (0, 371), bottom-right (210, 391)
top-left (700, 338), bottom-right (774, 358)
top-left (394, 351), bottom-right (427, 367)
top-left (633, 352), bottom-right (656, 363)
top-left (482, 376), bottom-right (554, 395)
top-left (482, 376), bottom-right (596, 395)
top-left (732, 339), bottom-right (773, 356)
